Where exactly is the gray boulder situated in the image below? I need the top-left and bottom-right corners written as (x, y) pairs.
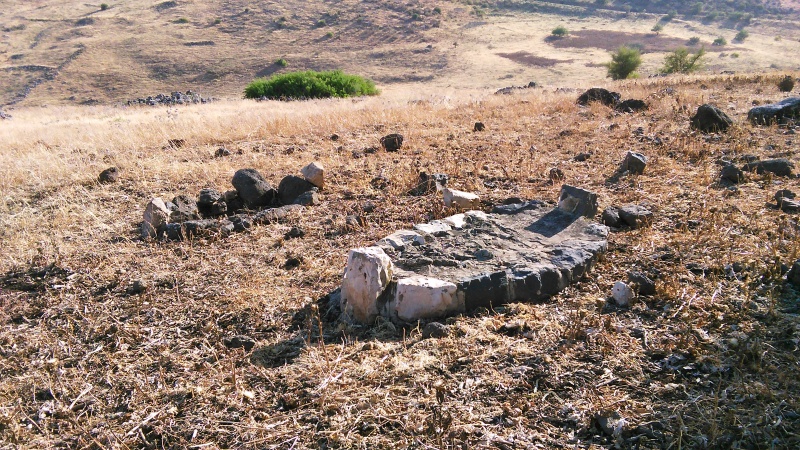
top-left (618, 205), bottom-right (654, 229)
top-left (278, 175), bottom-right (316, 205)
top-left (170, 195), bottom-right (200, 222)
top-left (721, 164), bottom-right (744, 183)
top-left (197, 188), bottom-right (227, 217)
top-left (232, 168), bottom-right (277, 208)
top-left (742, 158), bottom-right (795, 177)
top-left (602, 206), bottom-right (622, 228)
top-left (691, 104), bottom-right (733, 133)
top-left (622, 151), bottom-right (647, 175)
top-left (748, 97), bottom-right (800, 125)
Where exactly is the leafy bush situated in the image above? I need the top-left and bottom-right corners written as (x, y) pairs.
top-left (651, 23), bottom-right (664, 33)
top-left (244, 70), bottom-right (379, 100)
top-left (605, 46), bottom-right (642, 80)
top-left (275, 58), bottom-right (288, 67)
top-left (688, 36), bottom-right (701, 45)
top-left (734, 29), bottom-right (749, 42)
top-left (100, 3), bottom-right (109, 10)
top-left (175, 17), bottom-right (189, 24)
top-left (551, 25), bottom-right (568, 37)
top-left (661, 47), bottom-right (705, 74)
top-left (713, 36), bottom-right (727, 46)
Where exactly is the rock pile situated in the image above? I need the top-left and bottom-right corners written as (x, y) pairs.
top-left (141, 163), bottom-right (323, 240)
top-left (339, 185), bottom-right (608, 324)
top-left (723, 158), bottom-right (795, 183)
top-left (127, 91), bottom-right (212, 106)
top-left (495, 81), bottom-right (537, 95)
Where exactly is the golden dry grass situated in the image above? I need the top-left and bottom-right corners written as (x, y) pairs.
top-left (1, 72), bottom-right (800, 448)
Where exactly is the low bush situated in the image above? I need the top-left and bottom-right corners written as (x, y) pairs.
top-left (605, 45), bottom-right (642, 80)
top-left (688, 36), bottom-right (701, 45)
top-left (551, 25), bottom-right (568, 37)
top-left (100, 3), bottom-right (109, 10)
top-left (244, 70), bottom-right (379, 100)
top-left (734, 29), bottom-right (749, 42)
top-left (661, 47), bottom-right (705, 74)
top-left (713, 36), bottom-right (727, 46)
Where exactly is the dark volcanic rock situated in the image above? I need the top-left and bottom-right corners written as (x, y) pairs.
top-left (422, 322), bottom-right (450, 339)
top-left (628, 271), bottom-right (656, 296)
top-left (197, 188), bottom-right (227, 217)
top-left (98, 167), bottom-right (119, 183)
top-left (223, 190), bottom-right (245, 214)
top-left (691, 104), bottom-right (733, 133)
top-left (170, 194), bottom-right (201, 222)
top-left (380, 133), bottom-right (404, 152)
top-left (293, 189), bottom-right (319, 206)
top-left (252, 204), bottom-right (304, 225)
top-left (577, 88), bottom-right (620, 107)
top-left (622, 151), bottom-right (647, 175)
top-left (164, 219), bottom-right (234, 240)
top-left (278, 175), bottom-right (316, 205)
top-left (558, 185), bottom-right (598, 218)
top-left (615, 99), bottom-right (647, 113)
top-left (742, 158), bottom-right (795, 177)
top-left (223, 335), bottom-right (256, 351)
top-left (232, 168), bottom-right (277, 208)
top-left (788, 259), bottom-right (800, 285)
top-left (748, 97), bottom-right (800, 125)
top-left (602, 206), bottom-right (622, 228)
top-left (473, 122), bottom-right (485, 132)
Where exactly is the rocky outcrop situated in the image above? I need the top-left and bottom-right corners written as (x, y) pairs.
top-left (748, 97), bottom-right (800, 125)
top-left (691, 104), bottom-right (733, 133)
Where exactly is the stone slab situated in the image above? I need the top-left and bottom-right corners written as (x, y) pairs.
top-left (341, 201), bottom-right (608, 323)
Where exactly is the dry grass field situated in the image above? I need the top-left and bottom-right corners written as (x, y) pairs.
top-left (1, 70), bottom-right (800, 448)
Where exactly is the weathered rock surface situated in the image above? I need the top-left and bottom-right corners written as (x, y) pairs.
top-left (618, 205), bottom-right (654, 229)
top-left (748, 97), bottom-right (800, 125)
top-left (721, 164), bottom-right (744, 183)
top-left (341, 202), bottom-right (608, 323)
top-left (558, 185), bottom-right (598, 218)
top-left (611, 281), bottom-right (634, 306)
top-left (232, 168), bottom-right (277, 208)
top-left (341, 247), bottom-right (394, 323)
top-left (443, 188), bottom-right (480, 210)
top-left (301, 162), bottom-right (325, 189)
top-left (602, 206), bottom-right (622, 228)
top-left (98, 167), bottom-right (119, 183)
top-left (776, 190), bottom-right (800, 213)
top-left (628, 271), bottom-right (656, 296)
top-left (577, 88), bottom-right (620, 107)
top-left (788, 259), bottom-right (800, 285)
top-left (142, 198), bottom-right (170, 238)
top-left (691, 104), bottom-right (733, 133)
top-left (422, 322), bottom-right (450, 339)
top-left (742, 158), bottom-right (795, 177)
top-left (170, 195), bottom-right (200, 222)
top-left (197, 188), bottom-right (226, 217)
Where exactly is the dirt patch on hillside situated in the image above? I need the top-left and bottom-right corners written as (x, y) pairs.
top-left (548, 29), bottom-right (715, 53)
top-left (497, 51), bottom-right (572, 67)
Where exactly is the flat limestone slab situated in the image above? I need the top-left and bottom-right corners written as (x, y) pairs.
top-left (341, 201), bottom-right (608, 323)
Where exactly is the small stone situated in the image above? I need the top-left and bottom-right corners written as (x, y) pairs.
top-left (380, 133), bottom-right (404, 152)
top-left (422, 322), bottom-right (450, 339)
top-left (611, 281), bottom-right (634, 306)
top-left (721, 164), bottom-right (744, 183)
top-left (558, 185), bottom-right (598, 218)
top-left (284, 257), bottom-right (302, 270)
top-left (223, 335), bottom-right (256, 351)
top-left (330, 133), bottom-right (340, 141)
top-left (602, 206), bottom-right (622, 228)
top-left (576, 88), bottom-right (620, 107)
top-left (341, 247), bottom-right (394, 323)
top-left (473, 122), bottom-right (485, 132)
top-left (748, 97), bottom-right (800, 125)
top-left (548, 167), bottom-right (565, 182)
top-left (293, 189), bottom-right (319, 206)
top-left (573, 152), bottom-right (591, 162)
top-left (628, 271), bottom-right (656, 296)
top-left (362, 201), bottom-right (376, 213)
top-left (98, 167), bottom-right (119, 183)
top-left (618, 205), bottom-right (654, 229)
top-left (775, 189), bottom-right (797, 204)
top-left (214, 147), bottom-right (231, 157)
top-left (142, 197), bottom-right (170, 238)
top-left (408, 172), bottom-right (448, 196)
top-left (622, 151), bottom-right (647, 175)
top-left (284, 226), bottom-right (305, 239)
top-left (223, 190), bottom-right (245, 214)
top-left (197, 188), bottom-right (226, 217)
top-left (443, 188), bottom-right (480, 210)
top-left (301, 162), bottom-right (325, 189)
top-left (170, 194), bottom-right (200, 222)
top-left (278, 175), bottom-right (316, 205)
top-left (232, 168), bottom-right (277, 208)
top-left (127, 279), bottom-right (148, 295)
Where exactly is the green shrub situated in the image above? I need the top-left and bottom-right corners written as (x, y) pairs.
top-left (661, 47), bottom-right (705, 74)
top-left (433, 6), bottom-right (442, 14)
top-left (244, 70), bottom-right (379, 100)
top-left (605, 46), bottom-right (642, 80)
top-left (731, 52), bottom-right (740, 58)
top-left (100, 3), bottom-right (109, 10)
top-left (316, 19), bottom-right (326, 27)
top-left (213, 18), bottom-right (221, 25)
top-left (275, 58), bottom-right (288, 67)
top-left (734, 29), bottom-right (749, 42)
top-left (651, 23), bottom-right (664, 33)
top-left (688, 36), bottom-right (701, 45)
top-left (175, 17), bottom-right (189, 24)
top-left (713, 36), bottom-right (727, 46)
top-left (551, 25), bottom-right (568, 37)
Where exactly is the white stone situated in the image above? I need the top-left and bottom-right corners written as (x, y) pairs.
top-left (378, 230), bottom-right (426, 250)
top-left (443, 188), bottom-right (480, 210)
top-left (301, 162), bottom-right (325, 189)
top-left (341, 247), bottom-right (394, 323)
top-left (464, 210), bottom-right (489, 221)
top-left (413, 221), bottom-right (452, 235)
top-left (441, 214), bottom-right (467, 229)
top-left (141, 197), bottom-right (170, 238)
top-left (611, 281), bottom-right (634, 306)
top-left (391, 276), bottom-right (461, 321)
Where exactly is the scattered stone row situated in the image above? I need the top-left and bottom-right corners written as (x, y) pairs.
top-left (691, 98), bottom-right (800, 133)
top-left (720, 158), bottom-right (795, 183)
top-left (127, 90), bottom-right (212, 106)
top-left (0, 111), bottom-right (11, 120)
top-left (495, 81), bottom-right (538, 95)
top-left (141, 163), bottom-right (324, 240)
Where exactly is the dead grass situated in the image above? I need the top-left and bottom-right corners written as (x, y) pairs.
top-left (1, 72), bottom-right (800, 448)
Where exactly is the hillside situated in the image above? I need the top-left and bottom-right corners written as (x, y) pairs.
top-left (1, 72), bottom-right (800, 448)
top-left (1, 0), bottom-right (799, 106)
